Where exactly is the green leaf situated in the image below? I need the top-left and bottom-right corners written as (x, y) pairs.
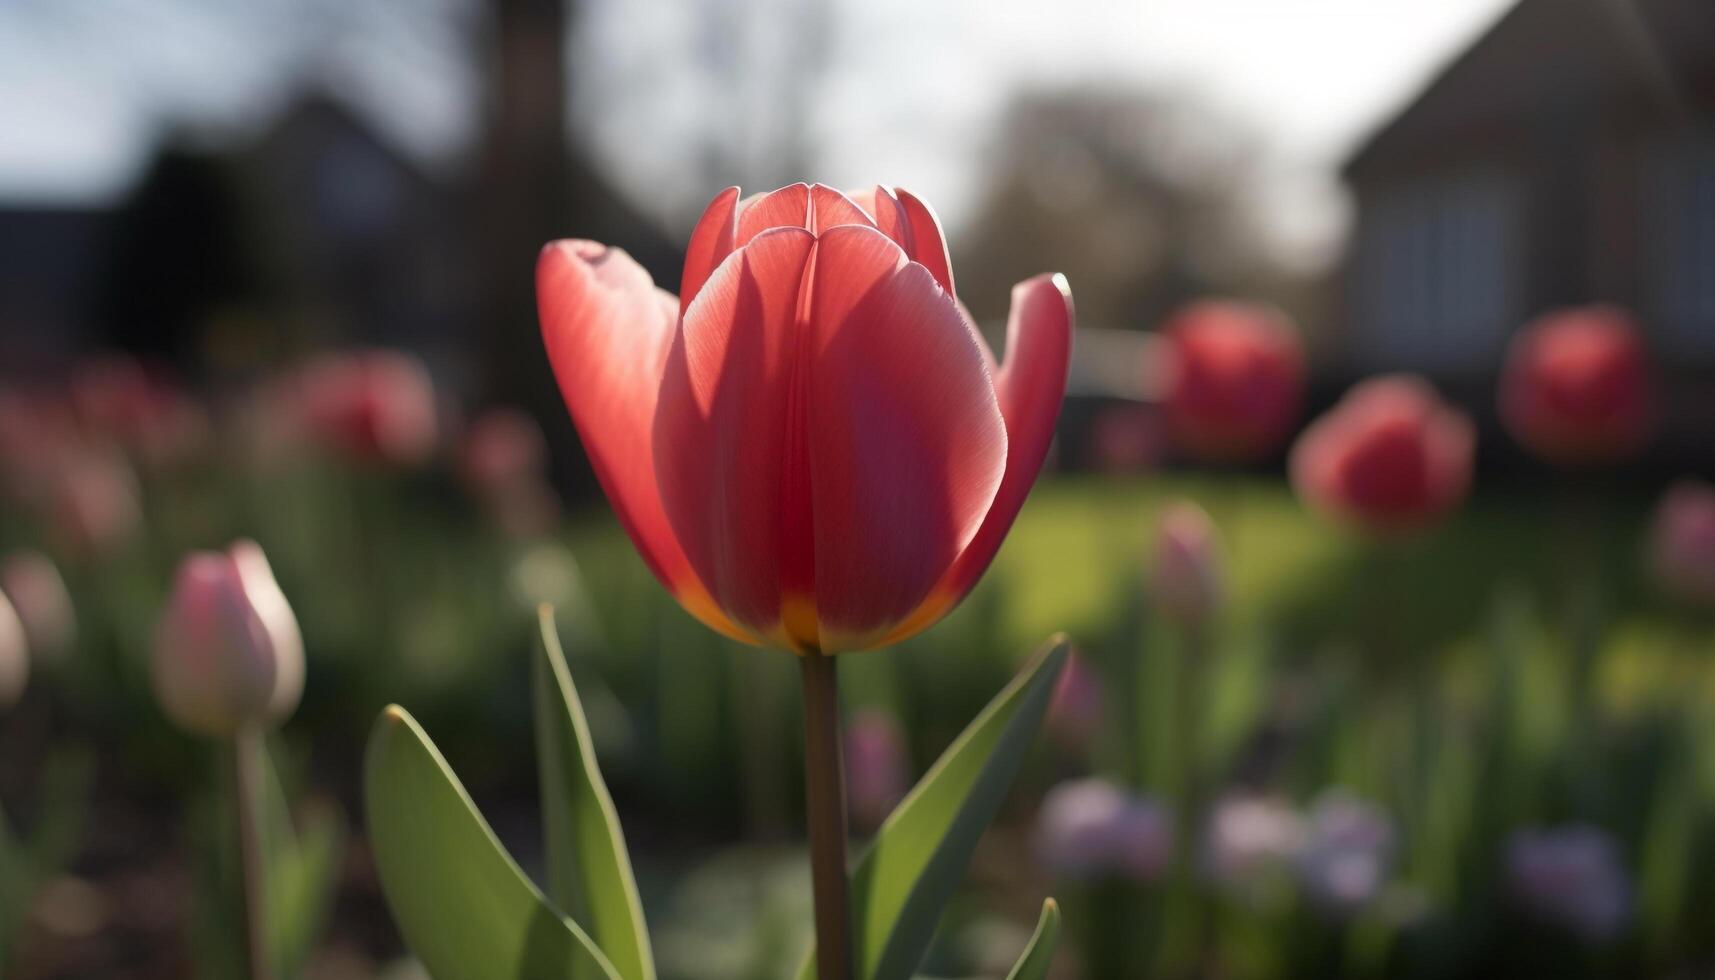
top-left (801, 635), bottom-right (1070, 980)
top-left (365, 705), bottom-right (622, 980)
top-left (1003, 899), bottom-right (1061, 980)
top-left (534, 605), bottom-right (656, 980)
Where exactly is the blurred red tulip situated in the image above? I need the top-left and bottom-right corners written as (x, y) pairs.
top-left (0, 551), bottom-right (76, 662)
top-left (69, 354), bottom-right (211, 467)
top-left (1291, 376), bottom-right (1474, 534)
top-left (1087, 403), bottom-right (1165, 473)
top-left (296, 350), bottom-right (439, 466)
top-left (0, 387), bottom-right (80, 503)
top-left (539, 183), bottom-right (1073, 653)
top-left (1649, 480), bottom-right (1715, 608)
top-left (460, 406), bottom-right (549, 497)
top-left (1499, 306), bottom-right (1653, 465)
top-left (153, 541), bottom-right (303, 737)
top-left (1046, 649), bottom-right (1104, 752)
top-left (1152, 501), bottom-right (1225, 625)
top-left (1158, 300), bottom-right (1304, 462)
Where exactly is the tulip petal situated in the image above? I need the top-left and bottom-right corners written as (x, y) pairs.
top-left (679, 186), bottom-right (740, 317)
top-left (737, 183), bottom-right (811, 245)
top-left (895, 188), bottom-right (956, 295)
top-left (809, 183), bottom-right (876, 233)
top-left (806, 226), bottom-right (1009, 649)
top-left (880, 273), bottom-right (1073, 646)
top-left (654, 228), bottom-right (818, 640)
top-left (849, 185), bottom-right (917, 255)
top-left (537, 240), bottom-right (754, 643)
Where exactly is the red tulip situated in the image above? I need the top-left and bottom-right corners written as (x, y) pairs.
top-left (70, 354), bottom-right (210, 467)
top-left (460, 406), bottom-right (549, 497)
top-left (1158, 300), bottom-right (1304, 462)
top-left (296, 350), bottom-right (439, 466)
top-left (1499, 306), bottom-right (1653, 465)
top-left (1291, 375), bottom-right (1475, 534)
top-left (539, 183), bottom-right (1073, 653)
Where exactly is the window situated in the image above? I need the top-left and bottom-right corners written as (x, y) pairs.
top-left (1351, 171), bottom-right (1519, 372)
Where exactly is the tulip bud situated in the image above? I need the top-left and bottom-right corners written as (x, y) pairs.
top-left (1506, 825), bottom-right (1630, 942)
top-left (843, 708), bottom-right (909, 831)
top-left (1045, 650), bottom-right (1104, 753)
top-left (153, 541), bottom-right (304, 737)
top-left (1151, 502), bottom-right (1224, 626)
top-left (1648, 480), bottom-right (1715, 608)
top-left (1035, 778), bottom-right (1172, 884)
top-left (1295, 790), bottom-right (1394, 916)
top-left (0, 551), bottom-right (76, 663)
top-left (48, 449), bottom-right (142, 560)
top-left (296, 350), bottom-right (439, 466)
top-left (0, 590), bottom-right (28, 712)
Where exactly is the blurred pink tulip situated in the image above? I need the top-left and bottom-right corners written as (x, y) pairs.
top-left (460, 406), bottom-right (549, 498)
top-left (1158, 300), bottom-right (1304, 462)
top-left (69, 354), bottom-right (211, 467)
top-left (1500, 306), bottom-right (1653, 466)
top-left (539, 183), bottom-right (1073, 653)
top-left (1648, 480), bottom-right (1715, 608)
top-left (153, 541), bottom-right (304, 737)
top-left (47, 449), bottom-right (143, 560)
top-left (1046, 650), bottom-right (1105, 753)
top-left (0, 551), bottom-right (76, 662)
top-left (1507, 825), bottom-right (1631, 942)
top-left (0, 387), bottom-right (79, 504)
top-left (0, 590), bottom-right (28, 712)
top-left (1290, 375), bottom-right (1475, 535)
top-left (1035, 778), bottom-right (1173, 883)
top-left (1087, 403), bottom-right (1164, 474)
top-left (844, 708), bottom-right (909, 831)
top-left (1152, 502), bottom-right (1224, 626)
top-left (296, 351), bottom-right (439, 466)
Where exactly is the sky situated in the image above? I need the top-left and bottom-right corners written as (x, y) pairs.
top-left (0, 0), bottom-right (1517, 269)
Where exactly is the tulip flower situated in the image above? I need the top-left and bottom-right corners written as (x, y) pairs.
top-left (153, 541), bottom-right (304, 738)
top-left (0, 551), bottom-right (76, 663)
top-left (47, 448), bottom-right (143, 560)
top-left (1046, 650), bottom-right (1105, 753)
top-left (0, 590), bottom-right (28, 712)
top-left (1499, 305), bottom-right (1653, 466)
top-left (538, 183), bottom-right (1073, 654)
top-left (1035, 778), bottom-right (1173, 884)
top-left (1506, 825), bottom-right (1630, 942)
top-left (296, 350), bottom-right (439, 466)
top-left (1152, 501), bottom-right (1225, 626)
top-left (1158, 300), bottom-right (1304, 462)
top-left (1290, 375), bottom-right (1475, 535)
top-left (1648, 480), bottom-right (1715, 608)
top-left (459, 406), bottom-right (549, 498)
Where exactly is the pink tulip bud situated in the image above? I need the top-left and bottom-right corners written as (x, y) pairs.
top-left (844, 708), bottom-right (909, 831)
top-left (1290, 375), bottom-right (1474, 535)
top-left (1506, 825), bottom-right (1630, 942)
top-left (1500, 306), bottom-right (1653, 466)
top-left (48, 449), bottom-right (142, 560)
top-left (1036, 778), bottom-right (1173, 883)
top-left (1648, 480), bottom-right (1715, 608)
top-left (0, 551), bottom-right (76, 662)
top-left (1046, 650), bottom-right (1105, 752)
top-left (1152, 502), bottom-right (1224, 626)
top-left (460, 407), bottom-right (549, 497)
top-left (1158, 300), bottom-right (1304, 462)
top-left (1295, 790), bottom-right (1394, 916)
top-left (0, 590), bottom-right (28, 712)
top-left (1087, 404), bottom-right (1164, 474)
top-left (153, 541), bottom-right (303, 737)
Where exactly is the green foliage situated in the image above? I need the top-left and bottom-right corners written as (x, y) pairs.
top-left (800, 635), bottom-right (1069, 980)
top-left (1003, 900), bottom-right (1061, 980)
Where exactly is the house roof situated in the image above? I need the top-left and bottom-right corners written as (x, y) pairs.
top-left (1343, 0), bottom-right (1715, 179)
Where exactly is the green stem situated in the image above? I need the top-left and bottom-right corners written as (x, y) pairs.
top-left (800, 653), bottom-right (851, 980)
top-left (232, 728), bottom-right (273, 980)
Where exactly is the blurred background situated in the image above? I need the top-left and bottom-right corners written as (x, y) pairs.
top-left (0, 0), bottom-right (1712, 977)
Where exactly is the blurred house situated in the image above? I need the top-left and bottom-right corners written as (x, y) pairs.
top-left (1337, 0), bottom-right (1715, 460)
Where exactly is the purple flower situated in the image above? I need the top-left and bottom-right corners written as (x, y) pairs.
top-left (1205, 795), bottom-right (1303, 891)
top-left (1506, 825), bottom-right (1631, 943)
top-left (1036, 778), bottom-right (1173, 884)
top-left (1296, 790), bottom-right (1394, 916)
